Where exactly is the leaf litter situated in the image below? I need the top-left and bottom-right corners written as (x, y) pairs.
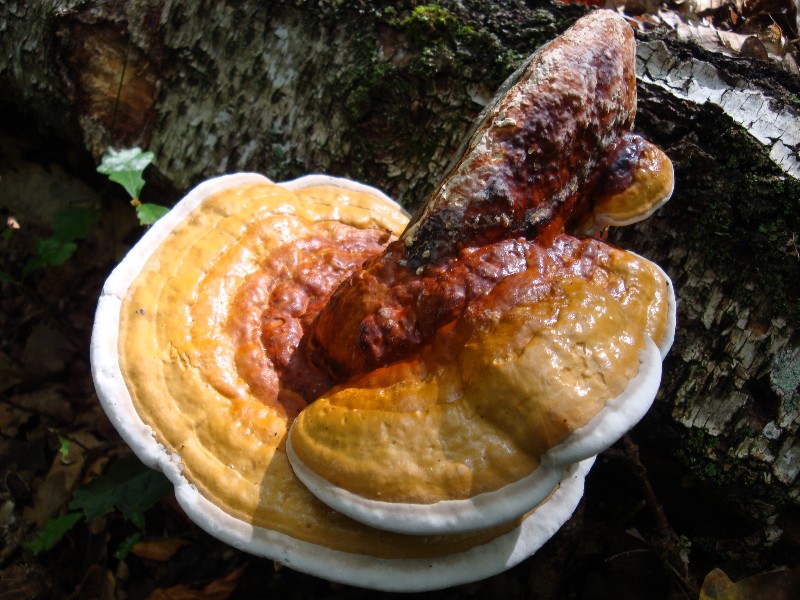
top-left (570, 1), bottom-right (800, 74)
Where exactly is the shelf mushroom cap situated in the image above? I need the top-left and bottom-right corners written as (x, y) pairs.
top-left (91, 173), bottom-right (596, 591)
top-left (573, 133), bottom-right (676, 235)
top-left (287, 10), bottom-right (676, 535)
top-left (287, 337), bottom-right (664, 535)
top-left (91, 9), bottom-right (677, 591)
top-left (288, 262), bottom-right (674, 535)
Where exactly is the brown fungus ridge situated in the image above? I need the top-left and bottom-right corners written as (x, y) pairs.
top-left (113, 178), bottom-right (530, 559)
top-left (399, 10), bottom-right (637, 267)
top-left (310, 11), bottom-right (670, 383)
top-left (310, 237), bottom-right (530, 378)
top-left (228, 221), bottom-right (391, 412)
top-left (570, 132), bottom-right (675, 235)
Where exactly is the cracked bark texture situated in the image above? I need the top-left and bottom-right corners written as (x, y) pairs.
top-left (2, 0), bottom-right (798, 576)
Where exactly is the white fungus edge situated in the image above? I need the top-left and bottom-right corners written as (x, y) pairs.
top-left (287, 338), bottom-right (664, 535)
top-left (91, 172), bottom-right (594, 591)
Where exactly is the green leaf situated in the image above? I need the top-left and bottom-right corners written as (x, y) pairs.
top-left (0, 271), bottom-right (19, 284)
top-left (24, 512), bottom-right (83, 555)
top-left (97, 147), bottom-right (155, 200)
top-left (114, 532), bottom-right (142, 560)
top-left (52, 207), bottom-right (100, 243)
top-left (136, 203), bottom-right (170, 226)
top-left (20, 207), bottom-right (99, 276)
top-left (35, 238), bottom-right (77, 266)
top-left (69, 454), bottom-right (172, 530)
top-left (24, 238), bottom-right (77, 274)
top-left (57, 434), bottom-right (71, 461)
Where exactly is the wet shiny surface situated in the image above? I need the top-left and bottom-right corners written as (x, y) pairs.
top-left (229, 223), bottom-right (388, 409)
top-left (294, 233), bottom-right (669, 503)
top-left (117, 182), bottom-right (522, 556)
top-left (312, 234), bottom-right (667, 381)
top-left (112, 9), bottom-right (675, 569)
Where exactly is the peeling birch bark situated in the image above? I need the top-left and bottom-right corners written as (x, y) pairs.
top-left (637, 40), bottom-right (800, 179)
top-left (611, 32), bottom-right (800, 566)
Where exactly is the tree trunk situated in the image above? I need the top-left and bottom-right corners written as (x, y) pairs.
top-left (2, 0), bottom-right (799, 583)
top-left (614, 34), bottom-right (800, 571)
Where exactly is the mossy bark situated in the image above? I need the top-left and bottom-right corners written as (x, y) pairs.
top-left (2, 0), bottom-right (799, 578)
top-left (610, 35), bottom-right (800, 572)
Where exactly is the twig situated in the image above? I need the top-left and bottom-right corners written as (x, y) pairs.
top-left (621, 434), bottom-right (699, 597)
top-left (110, 34), bottom-right (132, 139)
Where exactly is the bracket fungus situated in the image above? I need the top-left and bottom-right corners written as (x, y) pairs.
top-left (92, 10), bottom-right (676, 592)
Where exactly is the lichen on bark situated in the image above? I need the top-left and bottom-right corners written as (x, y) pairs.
top-left (615, 67), bottom-right (800, 566)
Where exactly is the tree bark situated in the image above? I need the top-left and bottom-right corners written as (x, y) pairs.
top-left (614, 34), bottom-right (800, 570)
top-left (2, 0), bottom-right (799, 579)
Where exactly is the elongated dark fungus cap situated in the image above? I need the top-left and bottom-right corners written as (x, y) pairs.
top-left (289, 9), bottom-right (675, 534)
top-left (92, 10), bottom-right (676, 591)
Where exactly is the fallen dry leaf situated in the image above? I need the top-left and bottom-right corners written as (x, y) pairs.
top-left (22, 430), bottom-right (100, 526)
top-left (73, 563), bottom-right (116, 600)
top-left (0, 352), bottom-right (24, 394)
top-left (11, 388), bottom-right (73, 424)
top-left (607, 0), bottom-right (799, 70)
top-left (0, 400), bottom-right (31, 439)
top-left (147, 564), bottom-right (248, 600)
top-left (21, 323), bottom-right (74, 377)
top-left (132, 538), bottom-right (190, 562)
top-left (0, 562), bottom-right (52, 600)
top-left (700, 566), bottom-right (800, 600)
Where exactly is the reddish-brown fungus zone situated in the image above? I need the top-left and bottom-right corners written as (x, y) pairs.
top-left (309, 234), bottom-right (632, 381)
top-left (241, 10), bottom-right (667, 410)
top-left (398, 11), bottom-right (637, 269)
top-left (91, 12), bottom-right (679, 590)
top-left (303, 12), bottom-right (655, 386)
top-left (228, 222), bottom-right (393, 411)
